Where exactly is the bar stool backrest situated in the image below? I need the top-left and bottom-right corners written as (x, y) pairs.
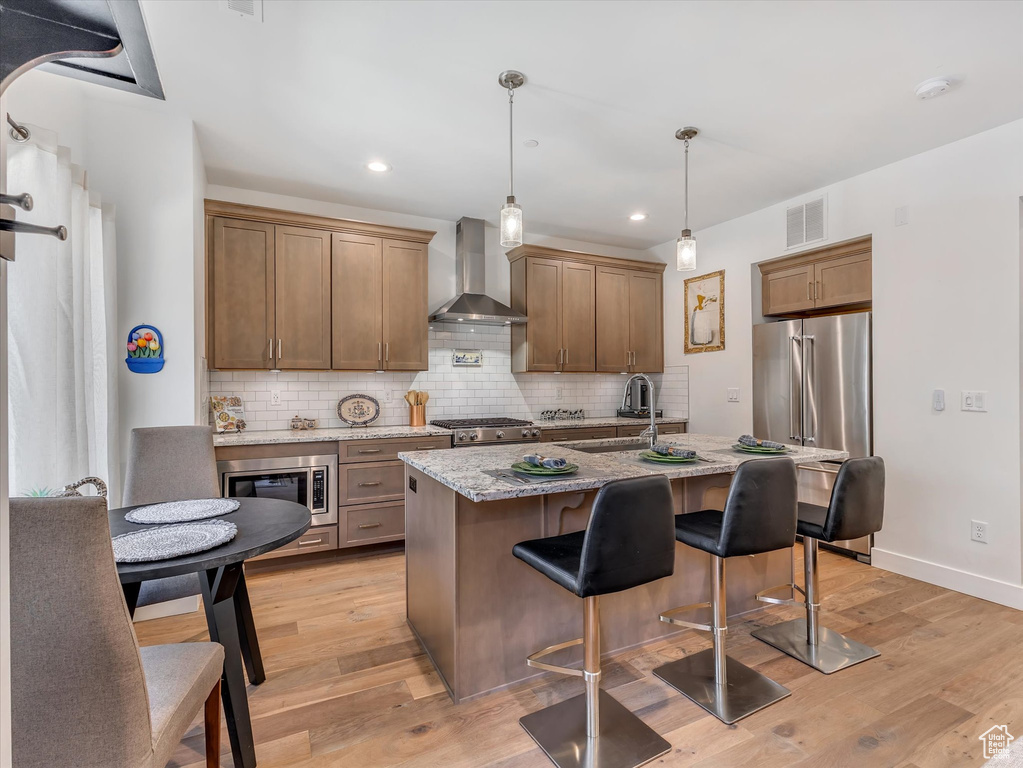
top-left (719, 459), bottom-right (798, 556)
top-left (576, 475), bottom-right (676, 597)
top-left (823, 457), bottom-right (885, 542)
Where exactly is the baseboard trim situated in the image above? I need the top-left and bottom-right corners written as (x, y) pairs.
top-left (871, 548), bottom-right (1023, 610)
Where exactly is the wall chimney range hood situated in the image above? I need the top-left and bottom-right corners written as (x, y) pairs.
top-left (429, 217), bottom-right (527, 325)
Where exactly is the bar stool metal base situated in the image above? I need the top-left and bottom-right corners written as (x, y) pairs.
top-left (751, 618), bottom-right (880, 674)
top-left (519, 689), bottom-right (670, 768)
top-left (654, 649), bottom-right (791, 725)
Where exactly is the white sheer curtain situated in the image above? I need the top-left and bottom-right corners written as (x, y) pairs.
top-left (6, 124), bottom-right (119, 500)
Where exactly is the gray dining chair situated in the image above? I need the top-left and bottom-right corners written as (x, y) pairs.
top-left (123, 426), bottom-right (222, 609)
top-left (10, 496), bottom-right (225, 768)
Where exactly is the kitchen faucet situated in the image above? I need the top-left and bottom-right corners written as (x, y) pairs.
top-left (621, 373), bottom-right (658, 448)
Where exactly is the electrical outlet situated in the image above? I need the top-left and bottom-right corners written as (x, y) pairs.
top-left (971, 520), bottom-right (988, 543)
top-left (961, 391), bottom-right (987, 412)
top-left (894, 206), bottom-right (909, 227)
top-left (270, 389), bottom-right (282, 407)
top-left (383, 390), bottom-right (393, 403)
top-left (555, 387), bottom-right (563, 401)
top-left (727, 388), bottom-right (740, 403)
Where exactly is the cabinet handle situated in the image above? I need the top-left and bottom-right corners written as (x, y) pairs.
top-left (378, 341), bottom-right (382, 366)
top-left (358, 522), bottom-right (382, 529)
top-left (358, 448), bottom-right (382, 454)
top-left (385, 342), bottom-right (389, 362)
top-left (564, 348), bottom-right (569, 366)
top-left (268, 338), bottom-right (273, 361)
top-left (807, 282), bottom-right (812, 301)
top-left (278, 338), bottom-right (282, 360)
top-left (815, 281), bottom-right (820, 300)
top-left (297, 537), bottom-right (325, 546)
top-left (357, 481), bottom-right (382, 487)
top-left (416, 446), bottom-right (436, 450)
top-left (557, 348), bottom-right (563, 368)
top-left (553, 437), bottom-right (569, 442)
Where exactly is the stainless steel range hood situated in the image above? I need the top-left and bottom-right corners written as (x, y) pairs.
top-left (429, 217), bottom-right (527, 325)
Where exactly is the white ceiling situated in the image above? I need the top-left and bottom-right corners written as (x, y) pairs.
top-left (140, 0), bottom-right (1023, 249)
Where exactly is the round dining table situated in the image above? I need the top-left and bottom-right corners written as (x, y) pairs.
top-left (109, 497), bottom-right (311, 768)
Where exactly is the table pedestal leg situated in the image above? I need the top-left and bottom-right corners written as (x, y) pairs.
top-left (200, 564), bottom-right (257, 768)
top-left (234, 569), bottom-right (266, 685)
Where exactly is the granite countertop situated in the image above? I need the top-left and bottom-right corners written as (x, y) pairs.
top-left (212, 424), bottom-right (453, 447)
top-left (400, 433), bottom-right (847, 503)
top-left (535, 416), bottom-right (688, 429)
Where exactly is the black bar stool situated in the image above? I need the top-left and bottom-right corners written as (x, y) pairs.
top-left (512, 476), bottom-right (676, 768)
top-left (653, 458), bottom-right (798, 724)
top-left (752, 457), bottom-right (885, 674)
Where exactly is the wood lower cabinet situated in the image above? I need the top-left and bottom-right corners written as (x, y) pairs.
top-left (210, 217), bottom-right (275, 369)
top-left (509, 245), bottom-right (663, 374)
top-left (541, 426), bottom-right (617, 443)
top-left (616, 423), bottom-right (686, 438)
top-left (274, 226), bottom-right (331, 369)
top-left (206, 200), bottom-right (434, 371)
top-left (760, 236), bottom-right (871, 317)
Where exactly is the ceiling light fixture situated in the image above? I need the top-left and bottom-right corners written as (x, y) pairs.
top-left (367, 161), bottom-right (391, 172)
top-left (498, 70), bottom-right (526, 247)
top-left (915, 77), bottom-right (952, 100)
top-left (629, 213), bottom-right (648, 221)
top-left (675, 127), bottom-right (699, 272)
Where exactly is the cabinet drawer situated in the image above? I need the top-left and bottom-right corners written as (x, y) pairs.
top-left (541, 426), bottom-right (617, 443)
top-left (342, 502), bottom-right (405, 546)
top-left (340, 436), bottom-right (450, 463)
top-left (339, 460), bottom-right (405, 504)
top-left (616, 424), bottom-right (685, 438)
top-left (251, 525), bottom-right (338, 560)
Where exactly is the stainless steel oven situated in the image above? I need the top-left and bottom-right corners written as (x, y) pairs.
top-left (217, 453), bottom-right (338, 526)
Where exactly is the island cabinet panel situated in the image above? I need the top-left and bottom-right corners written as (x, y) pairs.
top-left (274, 226), bottom-right (332, 369)
top-left (331, 233), bottom-right (383, 370)
top-left (760, 235), bottom-right (872, 317)
top-left (616, 423), bottom-right (686, 438)
top-left (508, 245), bottom-right (664, 374)
top-left (541, 426), bottom-right (617, 443)
top-left (205, 200), bottom-right (434, 370)
top-left (210, 217), bottom-right (276, 370)
top-left (382, 239), bottom-right (429, 371)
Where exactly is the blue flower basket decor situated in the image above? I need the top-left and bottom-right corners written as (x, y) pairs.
top-left (125, 325), bottom-right (165, 374)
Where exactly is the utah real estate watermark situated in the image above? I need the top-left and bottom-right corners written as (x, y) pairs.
top-left (980, 725), bottom-right (1015, 760)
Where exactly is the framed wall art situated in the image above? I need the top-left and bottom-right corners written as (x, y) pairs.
top-left (683, 270), bottom-right (725, 354)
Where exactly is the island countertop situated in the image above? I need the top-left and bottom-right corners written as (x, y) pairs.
top-left (400, 433), bottom-right (847, 503)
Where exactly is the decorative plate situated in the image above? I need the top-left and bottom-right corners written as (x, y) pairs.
top-left (125, 498), bottom-right (240, 525)
top-left (337, 393), bottom-right (380, 426)
top-left (639, 450), bottom-right (698, 464)
top-left (511, 462), bottom-right (579, 476)
top-left (733, 444), bottom-right (790, 454)
top-left (112, 520), bottom-right (238, 563)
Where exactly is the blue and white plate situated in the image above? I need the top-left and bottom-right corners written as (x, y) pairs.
top-left (337, 393), bottom-right (381, 426)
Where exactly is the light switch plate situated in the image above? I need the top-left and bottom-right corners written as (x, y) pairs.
top-left (555, 387), bottom-right (563, 401)
top-left (727, 388), bottom-right (740, 403)
top-left (961, 391), bottom-right (987, 412)
top-left (932, 389), bottom-right (945, 411)
top-left (895, 206), bottom-right (909, 227)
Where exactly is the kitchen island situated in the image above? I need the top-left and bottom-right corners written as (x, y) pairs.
top-left (400, 434), bottom-right (846, 703)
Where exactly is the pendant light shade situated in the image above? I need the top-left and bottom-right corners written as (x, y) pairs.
top-left (675, 127), bottom-right (699, 272)
top-left (498, 70), bottom-right (525, 248)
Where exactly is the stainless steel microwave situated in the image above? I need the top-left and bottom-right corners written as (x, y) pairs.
top-left (217, 453), bottom-right (338, 527)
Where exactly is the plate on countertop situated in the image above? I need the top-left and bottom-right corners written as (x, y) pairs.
top-left (510, 462), bottom-right (579, 476)
top-left (338, 394), bottom-right (380, 426)
top-left (732, 444), bottom-right (790, 454)
top-left (639, 450), bottom-right (698, 464)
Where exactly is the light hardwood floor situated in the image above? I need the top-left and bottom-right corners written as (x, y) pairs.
top-left (135, 545), bottom-right (1023, 768)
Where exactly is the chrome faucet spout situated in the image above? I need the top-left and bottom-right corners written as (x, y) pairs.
top-left (622, 373), bottom-right (658, 448)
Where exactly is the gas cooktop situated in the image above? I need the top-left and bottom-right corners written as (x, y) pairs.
top-left (430, 417), bottom-right (532, 429)
top-left (430, 417), bottom-right (540, 446)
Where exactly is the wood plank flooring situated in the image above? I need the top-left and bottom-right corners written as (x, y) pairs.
top-left (134, 546), bottom-right (1023, 768)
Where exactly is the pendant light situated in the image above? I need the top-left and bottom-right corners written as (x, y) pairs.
top-left (675, 127), bottom-right (699, 271)
top-left (498, 70), bottom-right (525, 247)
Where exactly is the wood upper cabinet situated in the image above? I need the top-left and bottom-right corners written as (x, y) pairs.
top-left (382, 239), bottom-right (429, 371)
top-left (275, 226), bottom-right (331, 369)
top-left (509, 245), bottom-right (664, 374)
top-left (210, 217), bottom-right (275, 370)
top-left (332, 233), bottom-right (383, 370)
top-left (206, 200), bottom-right (434, 371)
top-left (760, 236), bottom-right (871, 317)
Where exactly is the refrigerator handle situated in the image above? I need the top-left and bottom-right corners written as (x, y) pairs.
top-left (803, 334), bottom-right (816, 443)
top-left (789, 335), bottom-right (802, 441)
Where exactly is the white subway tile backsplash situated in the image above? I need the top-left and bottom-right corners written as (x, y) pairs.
top-left (209, 327), bottom-right (689, 429)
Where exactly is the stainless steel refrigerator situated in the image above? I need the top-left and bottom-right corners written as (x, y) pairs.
top-left (753, 312), bottom-right (873, 559)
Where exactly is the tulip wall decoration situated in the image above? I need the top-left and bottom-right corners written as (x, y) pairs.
top-left (125, 324), bottom-right (165, 374)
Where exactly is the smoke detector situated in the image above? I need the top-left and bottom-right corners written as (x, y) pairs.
top-left (915, 77), bottom-right (952, 100)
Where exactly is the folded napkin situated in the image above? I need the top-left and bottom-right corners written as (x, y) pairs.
top-left (523, 454), bottom-right (568, 469)
top-left (651, 445), bottom-right (696, 459)
top-left (738, 434), bottom-right (786, 450)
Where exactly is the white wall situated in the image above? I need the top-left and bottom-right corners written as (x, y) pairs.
top-left (7, 72), bottom-right (204, 489)
top-left (650, 120), bottom-right (1023, 607)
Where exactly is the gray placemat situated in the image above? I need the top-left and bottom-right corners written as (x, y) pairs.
top-left (112, 519), bottom-right (238, 563)
top-left (125, 498), bottom-right (240, 525)
top-left (483, 467), bottom-right (611, 486)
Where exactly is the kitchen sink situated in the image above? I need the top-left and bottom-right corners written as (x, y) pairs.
top-left (569, 441), bottom-right (648, 454)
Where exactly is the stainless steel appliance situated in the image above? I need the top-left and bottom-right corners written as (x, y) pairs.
top-left (430, 417), bottom-right (540, 447)
top-left (753, 311), bottom-right (873, 559)
top-left (217, 453), bottom-right (338, 526)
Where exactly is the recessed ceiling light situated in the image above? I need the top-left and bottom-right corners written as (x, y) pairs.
top-left (523, 139), bottom-right (539, 148)
top-left (367, 161), bottom-right (391, 172)
top-left (915, 77), bottom-right (952, 100)
top-left (629, 213), bottom-right (648, 221)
